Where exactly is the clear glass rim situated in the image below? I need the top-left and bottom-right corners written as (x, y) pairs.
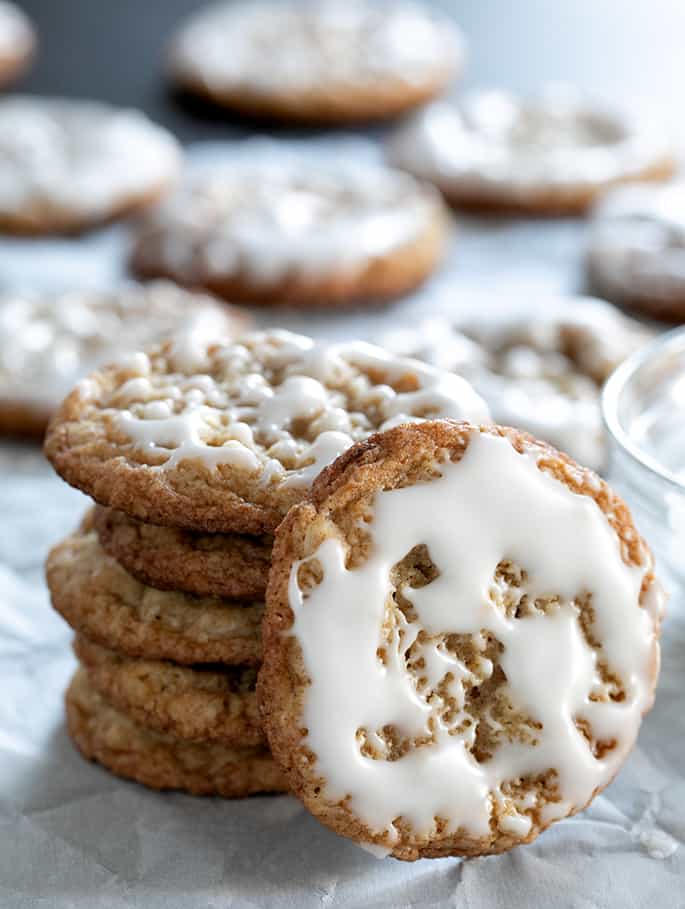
top-left (601, 325), bottom-right (685, 493)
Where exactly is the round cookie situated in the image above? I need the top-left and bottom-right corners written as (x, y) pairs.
top-left (0, 281), bottom-right (251, 438)
top-left (586, 181), bottom-right (685, 322)
top-left (47, 519), bottom-right (264, 666)
top-left (66, 669), bottom-right (286, 797)
top-left (44, 330), bottom-right (490, 534)
top-left (259, 420), bottom-right (665, 860)
top-left (0, 96), bottom-right (181, 234)
top-left (380, 296), bottom-right (653, 470)
top-left (74, 636), bottom-right (264, 746)
top-left (93, 506), bottom-right (271, 600)
top-left (169, 0), bottom-right (463, 125)
top-left (130, 162), bottom-right (448, 308)
top-left (0, 2), bottom-right (34, 87)
top-left (388, 90), bottom-right (675, 215)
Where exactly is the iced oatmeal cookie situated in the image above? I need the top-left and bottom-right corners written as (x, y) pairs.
top-left (259, 420), bottom-right (665, 859)
top-left (0, 96), bottom-right (181, 233)
top-left (169, 0), bottom-right (463, 124)
top-left (44, 330), bottom-right (489, 534)
top-left (389, 90), bottom-right (675, 215)
top-left (131, 162), bottom-right (448, 307)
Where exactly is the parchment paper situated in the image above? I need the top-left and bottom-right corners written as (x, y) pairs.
top-left (0, 138), bottom-right (682, 909)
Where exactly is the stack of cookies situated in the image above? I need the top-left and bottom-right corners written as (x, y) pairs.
top-left (44, 329), bottom-right (489, 797)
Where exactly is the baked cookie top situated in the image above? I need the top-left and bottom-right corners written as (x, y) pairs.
top-left (0, 2), bottom-right (34, 78)
top-left (170, 1), bottom-right (462, 101)
top-left (0, 281), bottom-right (250, 422)
top-left (131, 161), bottom-right (446, 291)
top-left (586, 181), bottom-right (685, 319)
top-left (389, 90), bottom-right (674, 205)
top-left (259, 421), bottom-right (665, 860)
top-left (0, 96), bottom-right (181, 231)
top-left (45, 330), bottom-right (489, 533)
top-left (380, 296), bottom-right (653, 470)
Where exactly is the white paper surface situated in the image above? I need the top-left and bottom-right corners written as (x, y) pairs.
top-left (0, 138), bottom-right (682, 908)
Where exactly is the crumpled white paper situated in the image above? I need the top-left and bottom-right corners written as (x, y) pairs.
top-left (0, 138), bottom-right (682, 908)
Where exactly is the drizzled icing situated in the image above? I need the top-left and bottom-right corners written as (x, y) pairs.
top-left (0, 96), bottom-right (181, 218)
top-left (0, 282), bottom-right (248, 410)
top-left (133, 162), bottom-right (444, 285)
top-left (381, 297), bottom-right (652, 470)
top-left (588, 181), bottom-right (685, 304)
top-left (389, 90), bottom-right (672, 197)
top-left (110, 330), bottom-right (489, 489)
top-left (172, 0), bottom-right (463, 94)
top-left (288, 430), bottom-right (664, 845)
top-left (0, 2), bottom-right (33, 59)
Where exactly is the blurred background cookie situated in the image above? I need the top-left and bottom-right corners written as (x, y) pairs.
top-left (380, 295), bottom-right (653, 470)
top-left (388, 89), bottom-right (675, 215)
top-left (586, 181), bottom-right (685, 321)
top-left (131, 161), bottom-right (448, 308)
top-left (0, 280), bottom-right (250, 437)
top-left (0, 96), bottom-right (181, 233)
top-left (169, 0), bottom-right (464, 124)
top-left (0, 1), bottom-right (34, 87)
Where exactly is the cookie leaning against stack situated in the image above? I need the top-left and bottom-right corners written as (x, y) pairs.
top-left (45, 329), bottom-right (489, 796)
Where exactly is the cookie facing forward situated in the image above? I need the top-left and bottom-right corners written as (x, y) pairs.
top-left (44, 330), bottom-right (489, 534)
top-left (0, 96), bottom-right (181, 233)
top-left (131, 162), bottom-right (448, 308)
top-left (389, 91), bottom-right (675, 215)
top-left (259, 421), bottom-right (664, 860)
top-left (170, 0), bottom-right (463, 124)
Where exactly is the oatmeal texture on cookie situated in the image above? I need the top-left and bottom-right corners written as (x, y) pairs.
top-left (260, 421), bottom-right (665, 860)
top-left (45, 330), bottom-right (489, 533)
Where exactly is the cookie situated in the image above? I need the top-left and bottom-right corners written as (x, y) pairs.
top-left (0, 2), bottom-right (34, 87)
top-left (259, 420), bottom-right (665, 860)
top-left (46, 519), bottom-right (264, 666)
top-left (0, 96), bottom-right (181, 234)
top-left (93, 506), bottom-right (271, 600)
top-left (388, 90), bottom-right (675, 215)
top-left (66, 669), bottom-right (286, 797)
top-left (74, 636), bottom-right (264, 746)
top-left (380, 296), bottom-right (653, 470)
top-left (169, 0), bottom-right (463, 124)
top-left (44, 330), bottom-right (490, 534)
top-left (586, 181), bottom-right (685, 321)
top-left (130, 161), bottom-right (448, 307)
top-left (0, 281), bottom-right (251, 438)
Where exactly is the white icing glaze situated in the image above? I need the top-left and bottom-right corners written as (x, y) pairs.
top-left (588, 181), bottom-right (685, 304)
top-left (0, 96), bottom-right (181, 219)
top-left (380, 297), bottom-right (652, 470)
top-left (0, 282), bottom-right (248, 411)
top-left (389, 90), bottom-right (672, 198)
top-left (113, 330), bottom-right (490, 487)
top-left (172, 0), bottom-right (462, 94)
top-left (134, 161), bottom-right (443, 285)
top-left (289, 431), bottom-right (663, 844)
top-left (0, 1), bottom-right (33, 58)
